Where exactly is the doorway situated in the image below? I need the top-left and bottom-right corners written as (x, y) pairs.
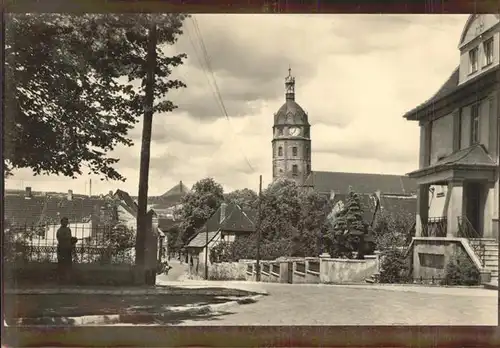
top-left (465, 182), bottom-right (483, 237)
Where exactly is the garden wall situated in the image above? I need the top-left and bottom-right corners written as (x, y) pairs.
top-left (240, 255), bottom-right (379, 284)
top-left (188, 261), bottom-right (248, 281)
top-left (319, 255), bottom-right (378, 284)
top-left (4, 263), bottom-right (138, 287)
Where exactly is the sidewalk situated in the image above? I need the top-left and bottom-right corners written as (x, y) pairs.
top-left (156, 278), bottom-right (269, 295)
top-left (5, 278), bottom-right (268, 296)
top-left (254, 281), bottom-right (496, 297)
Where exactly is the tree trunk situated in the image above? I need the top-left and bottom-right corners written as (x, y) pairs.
top-left (135, 20), bottom-right (157, 268)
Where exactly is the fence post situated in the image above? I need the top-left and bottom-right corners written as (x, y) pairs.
top-left (319, 253), bottom-right (330, 283)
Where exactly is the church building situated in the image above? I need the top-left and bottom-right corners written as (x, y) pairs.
top-left (271, 69), bottom-right (417, 207)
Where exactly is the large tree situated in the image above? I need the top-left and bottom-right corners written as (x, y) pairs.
top-left (4, 14), bottom-right (188, 180)
top-left (323, 188), bottom-right (369, 258)
top-left (259, 179), bottom-right (302, 242)
top-left (177, 178), bottom-right (225, 245)
top-left (294, 190), bottom-right (332, 257)
top-left (224, 188), bottom-right (259, 210)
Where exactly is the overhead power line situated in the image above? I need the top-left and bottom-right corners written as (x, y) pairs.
top-left (188, 16), bottom-right (255, 174)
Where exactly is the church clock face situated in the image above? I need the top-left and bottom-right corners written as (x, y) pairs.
top-left (289, 127), bottom-right (301, 136)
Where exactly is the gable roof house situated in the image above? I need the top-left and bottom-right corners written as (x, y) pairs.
top-left (4, 187), bottom-right (115, 245)
top-left (4, 187), bottom-right (162, 243)
top-left (185, 202), bottom-right (256, 265)
top-left (402, 14), bottom-right (500, 283)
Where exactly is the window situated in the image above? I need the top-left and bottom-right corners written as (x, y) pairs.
top-left (278, 128), bottom-right (283, 136)
top-left (471, 103), bottom-right (480, 144)
top-left (469, 47), bottom-right (478, 73)
top-left (292, 146), bottom-right (298, 156)
top-left (484, 38), bottom-right (494, 66)
top-left (278, 146), bottom-right (283, 156)
top-left (426, 121), bottom-right (432, 166)
top-left (292, 165), bottom-right (298, 176)
top-left (306, 164), bottom-right (310, 174)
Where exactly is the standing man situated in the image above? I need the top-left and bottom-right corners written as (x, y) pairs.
top-left (56, 217), bottom-right (74, 283)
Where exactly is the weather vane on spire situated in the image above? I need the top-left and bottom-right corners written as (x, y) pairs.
top-left (285, 66), bottom-right (295, 101)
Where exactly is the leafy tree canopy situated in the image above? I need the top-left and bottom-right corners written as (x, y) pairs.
top-left (259, 179), bottom-right (302, 242)
top-left (4, 13), bottom-right (188, 181)
top-left (373, 208), bottom-right (415, 251)
top-left (224, 188), bottom-right (258, 210)
top-left (177, 178), bottom-right (225, 245)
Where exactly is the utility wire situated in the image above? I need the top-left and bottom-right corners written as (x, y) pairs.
top-left (189, 16), bottom-right (255, 173)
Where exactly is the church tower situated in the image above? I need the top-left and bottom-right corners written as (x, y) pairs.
top-left (272, 68), bottom-right (311, 185)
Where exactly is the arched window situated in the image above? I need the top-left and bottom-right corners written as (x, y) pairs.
top-left (292, 165), bottom-right (298, 176)
top-left (292, 147), bottom-right (298, 156)
top-left (278, 146), bottom-right (283, 156)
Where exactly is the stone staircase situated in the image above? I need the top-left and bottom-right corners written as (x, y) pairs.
top-left (468, 238), bottom-right (498, 284)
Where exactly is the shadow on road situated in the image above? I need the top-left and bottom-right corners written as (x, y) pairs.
top-left (3, 291), bottom-right (258, 326)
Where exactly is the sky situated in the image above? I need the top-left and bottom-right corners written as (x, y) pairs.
top-left (6, 14), bottom-right (469, 196)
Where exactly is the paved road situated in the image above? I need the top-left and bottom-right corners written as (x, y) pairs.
top-left (176, 282), bottom-right (497, 326)
top-left (158, 259), bottom-right (188, 282)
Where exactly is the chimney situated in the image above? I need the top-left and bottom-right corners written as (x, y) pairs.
top-left (25, 187), bottom-right (32, 198)
top-left (89, 179), bottom-right (92, 197)
top-left (67, 189), bottom-right (73, 201)
top-left (109, 190), bottom-right (113, 197)
top-left (219, 203), bottom-right (227, 224)
top-left (180, 181), bottom-right (183, 193)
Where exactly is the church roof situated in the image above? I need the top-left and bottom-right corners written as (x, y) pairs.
top-left (304, 171), bottom-right (417, 196)
top-left (274, 100), bottom-right (310, 126)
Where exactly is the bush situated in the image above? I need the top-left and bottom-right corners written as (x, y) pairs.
top-left (443, 252), bottom-right (480, 286)
top-left (379, 249), bottom-right (411, 283)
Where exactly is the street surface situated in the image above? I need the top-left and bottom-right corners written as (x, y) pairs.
top-left (175, 282), bottom-right (497, 326)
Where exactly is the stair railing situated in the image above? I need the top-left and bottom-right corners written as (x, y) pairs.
top-left (458, 216), bottom-right (485, 267)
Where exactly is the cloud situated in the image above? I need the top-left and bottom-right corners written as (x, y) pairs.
top-left (6, 14), bottom-right (469, 196)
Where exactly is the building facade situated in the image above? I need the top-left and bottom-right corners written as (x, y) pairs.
top-left (272, 69), bottom-right (312, 186)
top-left (404, 14), bottom-right (500, 283)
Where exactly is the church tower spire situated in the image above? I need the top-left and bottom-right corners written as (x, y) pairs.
top-left (285, 66), bottom-right (295, 101)
top-left (272, 68), bottom-right (311, 186)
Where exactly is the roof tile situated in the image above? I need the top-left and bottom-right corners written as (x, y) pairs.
top-left (187, 230), bottom-right (219, 248)
top-left (305, 171), bottom-right (417, 196)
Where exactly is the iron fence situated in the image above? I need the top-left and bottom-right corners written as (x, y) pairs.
top-left (4, 223), bottom-right (136, 265)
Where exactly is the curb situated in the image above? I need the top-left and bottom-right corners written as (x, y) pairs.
top-left (5, 287), bottom-right (266, 297)
top-left (10, 294), bottom-right (264, 326)
top-left (482, 282), bottom-right (499, 291)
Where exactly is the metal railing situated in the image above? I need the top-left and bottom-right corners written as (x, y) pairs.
top-left (4, 224), bottom-right (136, 265)
top-left (457, 216), bottom-right (481, 239)
top-left (422, 217), bottom-right (447, 237)
top-left (458, 216), bottom-right (485, 267)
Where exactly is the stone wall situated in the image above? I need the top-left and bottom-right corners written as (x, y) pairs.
top-left (319, 255), bottom-right (379, 284)
top-left (189, 261), bottom-right (248, 281)
top-left (242, 255), bottom-right (378, 284)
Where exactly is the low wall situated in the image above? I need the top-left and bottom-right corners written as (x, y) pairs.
top-left (241, 255), bottom-right (377, 285)
top-left (409, 237), bottom-right (490, 283)
top-left (4, 262), bottom-right (137, 287)
top-left (189, 261), bottom-right (248, 281)
top-left (319, 257), bottom-right (378, 284)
